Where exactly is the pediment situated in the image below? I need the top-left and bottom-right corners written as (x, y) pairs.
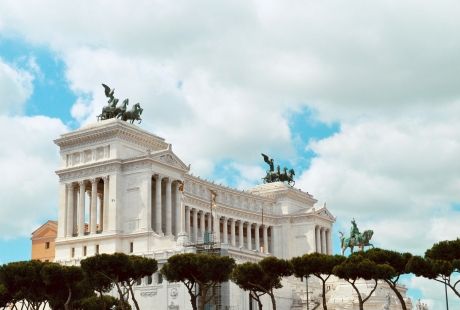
top-left (315, 207), bottom-right (336, 221)
top-left (150, 148), bottom-right (189, 172)
top-left (31, 221), bottom-right (57, 238)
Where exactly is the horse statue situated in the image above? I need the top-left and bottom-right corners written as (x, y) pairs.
top-left (339, 229), bottom-right (374, 256)
top-left (279, 167), bottom-right (295, 186)
top-left (261, 154), bottom-right (296, 186)
top-left (121, 103), bottom-right (143, 124)
top-left (114, 99), bottom-right (129, 119)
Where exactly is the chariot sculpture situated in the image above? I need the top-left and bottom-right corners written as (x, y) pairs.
top-left (261, 153), bottom-right (295, 186)
top-left (339, 218), bottom-right (374, 255)
top-left (97, 84), bottom-right (143, 124)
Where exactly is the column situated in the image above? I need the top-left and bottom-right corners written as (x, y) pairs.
top-left (66, 184), bottom-right (74, 237)
top-left (97, 193), bottom-right (103, 232)
top-left (166, 178), bottom-right (172, 236)
top-left (316, 226), bottom-right (321, 253)
top-left (230, 219), bottom-right (236, 246)
top-left (145, 175), bottom-right (152, 232)
top-left (255, 224), bottom-right (260, 252)
top-left (192, 209), bottom-right (198, 242)
top-left (176, 182), bottom-right (182, 236)
top-left (185, 206), bottom-right (191, 236)
top-left (223, 218), bottom-right (228, 244)
top-left (327, 229), bottom-right (332, 255)
top-left (263, 225), bottom-right (268, 254)
top-left (200, 211), bottom-right (206, 239)
top-left (239, 221), bottom-right (244, 247)
top-left (78, 181), bottom-right (85, 236)
top-left (90, 178), bottom-right (98, 234)
top-left (214, 215), bottom-right (220, 242)
top-left (247, 222), bottom-right (252, 250)
top-left (321, 228), bottom-right (326, 254)
top-left (155, 175), bottom-right (163, 234)
top-left (207, 212), bottom-right (212, 232)
top-left (103, 176), bottom-right (109, 232)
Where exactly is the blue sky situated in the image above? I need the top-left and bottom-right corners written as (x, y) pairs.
top-left (1, 1), bottom-right (460, 307)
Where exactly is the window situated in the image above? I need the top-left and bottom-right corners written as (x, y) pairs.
top-left (147, 275), bottom-right (153, 285)
top-left (129, 242), bottom-right (134, 253)
top-left (83, 246), bottom-right (87, 256)
top-left (95, 244), bottom-right (99, 254)
top-left (136, 278), bottom-right (142, 286)
top-left (45, 242), bottom-right (50, 249)
top-left (71, 247), bottom-right (75, 258)
top-left (157, 273), bottom-right (163, 284)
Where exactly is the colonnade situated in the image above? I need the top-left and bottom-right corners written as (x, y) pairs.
top-left (150, 174), bottom-right (181, 236)
top-left (315, 225), bottom-right (331, 254)
top-left (65, 176), bottom-right (109, 237)
top-left (184, 206), bottom-right (272, 254)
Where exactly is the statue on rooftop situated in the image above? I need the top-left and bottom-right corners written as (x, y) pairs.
top-left (261, 153), bottom-right (295, 186)
top-left (97, 84), bottom-right (143, 123)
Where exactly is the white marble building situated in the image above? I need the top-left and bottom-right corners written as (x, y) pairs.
top-left (53, 119), bottom-right (414, 310)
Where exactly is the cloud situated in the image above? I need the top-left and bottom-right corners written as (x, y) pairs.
top-left (0, 115), bottom-right (67, 238)
top-left (297, 117), bottom-right (460, 254)
top-left (408, 276), bottom-right (460, 309)
top-left (0, 58), bottom-right (33, 114)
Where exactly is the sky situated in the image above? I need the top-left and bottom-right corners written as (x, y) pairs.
top-left (0, 0), bottom-right (460, 307)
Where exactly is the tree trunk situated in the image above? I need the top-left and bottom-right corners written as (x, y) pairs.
top-left (384, 280), bottom-right (407, 310)
top-left (350, 283), bottom-right (364, 310)
top-left (198, 286), bottom-right (208, 310)
top-left (114, 283), bottom-right (127, 310)
top-left (269, 292), bottom-right (277, 310)
top-left (64, 286), bottom-right (72, 310)
top-left (321, 279), bottom-right (328, 310)
top-left (128, 284), bottom-right (141, 310)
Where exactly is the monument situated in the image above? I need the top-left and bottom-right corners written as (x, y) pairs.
top-left (51, 85), bottom-right (415, 309)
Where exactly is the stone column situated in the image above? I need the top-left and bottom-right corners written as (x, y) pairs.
top-left (255, 223), bottom-right (260, 252)
top-left (90, 178), bottom-right (98, 234)
top-left (145, 175), bottom-right (152, 232)
top-left (326, 229), bottom-right (332, 254)
top-left (155, 175), bottom-right (163, 235)
top-left (166, 178), bottom-right (172, 236)
top-left (230, 219), bottom-right (236, 246)
top-left (263, 225), bottom-right (268, 254)
top-left (247, 222), bottom-right (252, 250)
top-left (98, 193), bottom-right (103, 232)
top-left (213, 215), bottom-right (220, 243)
top-left (185, 206), bottom-right (191, 236)
top-left (192, 209), bottom-right (198, 242)
top-left (239, 221), bottom-right (244, 247)
top-left (200, 211), bottom-right (206, 239)
top-left (316, 226), bottom-right (321, 253)
top-left (103, 176), bottom-right (109, 232)
top-left (66, 183), bottom-right (74, 237)
top-left (223, 218), bottom-right (228, 244)
top-left (321, 228), bottom-right (326, 254)
top-left (78, 181), bottom-right (85, 236)
top-left (207, 212), bottom-right (212, 232)
top-left (175, 183), bottom-right (181, 236)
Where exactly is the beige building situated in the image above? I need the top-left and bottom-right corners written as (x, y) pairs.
top-left (31, 220), bottom-right (57, 262)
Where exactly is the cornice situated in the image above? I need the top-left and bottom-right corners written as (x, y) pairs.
top-left (56, 161), bottom-right (122, 182)
top-left (55, 119), bottom-right (168, 151)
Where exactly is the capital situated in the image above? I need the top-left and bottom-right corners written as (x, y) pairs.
top-left (90, 178), bottom-right (99, 184)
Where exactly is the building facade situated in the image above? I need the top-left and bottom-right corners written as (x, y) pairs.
top-left (31, 220), bottom-right (57, 262)
top-left (52, 118), bottom-right (413, 310)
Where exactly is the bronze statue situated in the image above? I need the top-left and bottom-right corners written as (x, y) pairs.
top-left (261, 153), bottom-right (295, 186)
top-left (97, 84), bottom-right (143, 123)
top-left (339, 219), bottom-right (374, 255)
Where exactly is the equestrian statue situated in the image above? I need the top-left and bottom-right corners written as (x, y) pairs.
top-left (261, 153), bottom-right (295, 186)
top-left (339, 218), bottom-right (374, 255)
top-left (97, 84), bottom-right (143, 124)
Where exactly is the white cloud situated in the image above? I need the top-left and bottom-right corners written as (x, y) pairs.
top-left (0, 58), bottom-right (33, 115)
top-left (408, 276), bottom-right (460, 309)
top-left (297, 117), bottom-right (460, 254)
top-left (0, 115), bottom-right (67, 238)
